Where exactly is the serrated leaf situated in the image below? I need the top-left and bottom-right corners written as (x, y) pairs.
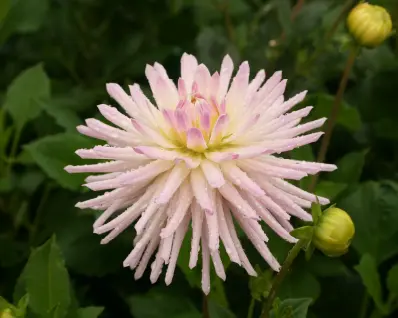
top-left (24, 236), bottom-right (71, 318)
top-left (339, 181), bottom-right (398, 264)
top-left (307, 94), bottom-right (362, 131)
top-left (4, 64), bottom-right (50, 129)
top-left (24, 133), bottom-right (98, 190)
top-left (354, 254), bottom-right (387, 315)
top-left (328, 150), bottom-right (368, 183)
top-left (38, 100), bottom-right (83, 132)
top-left (315, 181), bottom-right (347, 201)
top-left (290, 226), bottom-right (313, 241)
top-left (387, 265), bottom-right (398, 296)
top-left (77, 307), bottom-right (104, 318)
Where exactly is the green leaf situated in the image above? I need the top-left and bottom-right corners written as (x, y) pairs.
top-left (354, 254), bottom-right (388, 315)
top-left (271, 298), bottom-right (313, 318)
top-left (127, 289), bottom-right (201, 318)
top-left (306, 94), bottom-right (362, 131)
top-left (328, 150), bottom-right (368, 183)
top-left (339, 181), bottom-right (398, 264)
top-left (4, 64), bottom-right (50, 129)
top-left (249, 266), bottom-right (272, 301)
top-left (307, 254), bottom-right (350, 277)
top-left (24, 236), bottom-right (71, 318)
top-left (290, 144), bottom-right (314, 161)
top-left (43, 192), bottom-right (130, 277)
top-left (315, 181), bottom-right (347, 201)
top-left (279, 267), bottom-right (321, 301)
top-left (290, 226), bottom-right (313, 242)
top-left (387, 265), bottom-right (398, 296)
top-left (209, 300), bottom-right (236, 318)
top-left (25, 133), bottom-right (97, 190)
top-left (0, 0), bottom-right (10, 22)
top-left (77, 307), bottom-right (104, 318)
top-left (0, 297), bottom-right (15, 312)
top-left (38, 100), bottom-right (83, 133)
top-left (0, 0), bottom-right (50, 43)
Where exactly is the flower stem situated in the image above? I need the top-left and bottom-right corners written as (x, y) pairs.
top-left (359, 292), bottom-right (369, 318)
top-left (247, 298), bottom-right (256, 318)
top-left (6, 126), bottom-right (22, 176)
top-left (202, 294), bottom-right (210, 318)
top-left (260, 240), bottom-right (306, 318)
top-left (308, 46), bottom-right (359, 192)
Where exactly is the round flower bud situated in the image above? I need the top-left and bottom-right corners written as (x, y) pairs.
top-left (347, 3), bottom-right (392, 48)
top-left (313, 207), bottom-right (355, 257)
top-left (0, 309), bottom-right (14, 318)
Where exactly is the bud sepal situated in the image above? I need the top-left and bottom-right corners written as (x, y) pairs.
top-left (290, 200), bottom-right (355, 260)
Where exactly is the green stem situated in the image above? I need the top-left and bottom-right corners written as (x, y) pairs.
top-left (260, 240), bottom-right (306, 318)
top-left (29, 184), bottom-right (52, 244)
top-left (202, 294), bottom-right (210, 318)
top-left (359, 292), bottom-right (369, 318)
top-left (6, 126), bottom-right (22, 176)
top-left (247, 298), bottom-right (256, 318)
top-left (308, 46), bottom-right (359, 192)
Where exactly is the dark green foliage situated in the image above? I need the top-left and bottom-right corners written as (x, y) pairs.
top-left (1, 0), bottom-right (398, 317)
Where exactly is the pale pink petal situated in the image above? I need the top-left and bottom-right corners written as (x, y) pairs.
top-left (187, 128), bottom-right (207, 152)
top-left (217, 55), bottom-right (234, 103)
top-left (209, 114), bottom-right (229, 145)
top-left (201, 227), bottom-right (211, 295)
top-left (155, 163), bottom-right (190, 204)
top-left (189, 201), bottom-right (204, 268)
top-left (165, 213), bottom-right (190, 285)
top-left (221, 162), bottom-right (264, 196)
top-left (160, 179), bottom-right (193, 238)
top-left (181, 53), bottom-right (198, 92)
top-left (200, 159), bottom-right (225, 188)
top-left (218, 182), bottom-right (259, 219)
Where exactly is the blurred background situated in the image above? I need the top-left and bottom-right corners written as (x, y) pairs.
top-left (1, 0), bottom-right (398, 317)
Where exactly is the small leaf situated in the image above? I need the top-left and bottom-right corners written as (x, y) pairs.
top-left (249, 266), bottom-right (272, 301)
top-left (271, 298), bottom-right (313, 318)
top-left (24, 236), bottom-right (71, 318)
top-left (77, 307), bottom-right (104, 318)
top-left (311, 202), bottom-right (322, 225)
top-left (354, 254), bottom-right (388, 315)
top-left (15, 294), bottom-right (29, 317)
top-left (25, 133), bottom-right (98, 190)
top-left (387, 265), bottom-right (398, 296)
top-left (290, 226), bottom-right (313, 242)
top-left (4, 64), bottom-right (50, 129)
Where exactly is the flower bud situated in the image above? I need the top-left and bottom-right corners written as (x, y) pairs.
top-left (347, 3), bottom-right (392, 48)
top-left (0, 309), bottom-right (14, 318)
top-left (313, 207), bottom-right (354, 257)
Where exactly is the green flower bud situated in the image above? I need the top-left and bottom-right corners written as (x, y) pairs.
top-left (0, 309), bottom-right (14, 318)
top-left (313, 207), bottom-right (355, 257)
top-left (347, 3), bottom-right (393, 48)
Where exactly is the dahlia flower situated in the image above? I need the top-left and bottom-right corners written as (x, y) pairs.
top-left (65, 53), bottom-right (336, 294)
